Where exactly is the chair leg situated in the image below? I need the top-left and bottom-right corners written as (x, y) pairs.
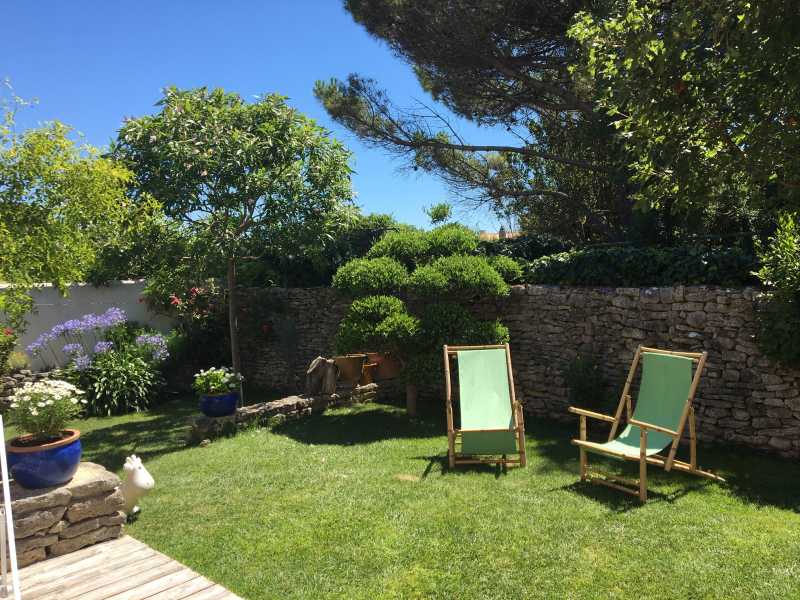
top-left (639, 429), bottom-right (648, 502)
top-left (579, 415), bottom-right (588, 481)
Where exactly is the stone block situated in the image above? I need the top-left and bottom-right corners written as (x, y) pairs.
top-left (48, 525), bottom-right (122, 557)
top-left (60, 517), bottom-right (100, 539)
top-left (66, 489), bottom-right (125, 523)
top-left (14, 506), bottom-right (66, 538)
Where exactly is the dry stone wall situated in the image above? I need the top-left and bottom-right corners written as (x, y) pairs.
top-left (238, 285), bottom-right (800, 458)
top-left (10, 462), bottom-right (125, 567)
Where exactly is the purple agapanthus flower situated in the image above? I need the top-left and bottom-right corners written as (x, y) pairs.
top-left (62, 343), bottom-right (84, 355)
top-left (135, 333), bottom-right (169, 361)
top-left (73, 355), bottom-right (92, 371)
top-left (93, 341), bottom-right (114, 354)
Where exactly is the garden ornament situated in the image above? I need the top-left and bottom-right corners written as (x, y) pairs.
top-left (121, 454), bottom-right (155, 519)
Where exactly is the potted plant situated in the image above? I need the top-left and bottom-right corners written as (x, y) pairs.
top-left (7, 380), bottom-right (87, 488)
top-left (194, 367), bottom-right (244, 417)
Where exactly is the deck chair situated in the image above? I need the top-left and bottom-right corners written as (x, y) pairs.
top-left (443, 344), bottom-right (527, 468)
top-left (569, 346), bottom-right (724, 502)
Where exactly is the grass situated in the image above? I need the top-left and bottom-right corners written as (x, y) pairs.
top-left (10, 399), bottom-right (800, 599)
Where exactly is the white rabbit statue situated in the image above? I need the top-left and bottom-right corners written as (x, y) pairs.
top-left (121, 454), bottom-right (155, 519)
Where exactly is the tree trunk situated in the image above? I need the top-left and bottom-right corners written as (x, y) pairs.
top-left (406, 383), bottom-right (418, 417)
top-left (227, 257), bottom-right (243, 406)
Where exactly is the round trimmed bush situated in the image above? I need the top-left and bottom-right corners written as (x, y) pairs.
top-left (335, 295), bottom-right (419, 354)
top-left (427, 224), bottom-right (478, 258)
top-left (366, 226), bottom-right (431, 268)
top-left (332, 257), bottom-right (408, 296)
top-left (488, 255), bottom-right (524, 283)
top-left (409, 255), bottom-right (510, 297)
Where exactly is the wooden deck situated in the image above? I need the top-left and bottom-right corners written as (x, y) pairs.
top-left (18, 535), bottom-right (242, 600)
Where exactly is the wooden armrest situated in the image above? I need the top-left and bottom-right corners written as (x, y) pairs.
top-left (628, 418), bottom-right (678, 437)
top-left (568, 407), bottom-right (616, 423)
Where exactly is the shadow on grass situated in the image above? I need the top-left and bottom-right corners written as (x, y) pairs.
top-left (272, 403), bottom-right (443, 446)
top-left (530, 418), bottom-right (800, 512)
top-left (415, 454), bottom-right (509, 479)
top-left (79, 400), bottom-right (196, 472)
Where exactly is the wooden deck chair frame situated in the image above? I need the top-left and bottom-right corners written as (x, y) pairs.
top-left (569, 346), bottom-right (724, 502)
top-left (443, 343), bottom-right (527, 469)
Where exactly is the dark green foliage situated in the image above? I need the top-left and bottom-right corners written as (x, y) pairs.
top-left (335, 296), bottom-right (419, 355)
top-left (424, 202), bottom-right (453, 225)
top-left (366, 226), bottom-right (431, 268)
top-left (67, 349), bottom-right (161, 416)
top-left (478, 233), bottom-right (571, 262)
top-left (526, 246), bottom-right (757, 287)
top-left (562, 353), bottom-right (614, 413)
top-left (332, 257), bottom-right (409, 296)
top-left (755, 213), bottom-right (800, 366)
top-left (409, 255), bottom-right (510, 297)
top-left (487, 255), bottom-right (523, 284)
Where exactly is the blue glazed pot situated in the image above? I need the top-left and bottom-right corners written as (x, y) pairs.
top-left (199, 391), bottom-right (239, 417)
top-left (8, 429), bottom-right (82, 489)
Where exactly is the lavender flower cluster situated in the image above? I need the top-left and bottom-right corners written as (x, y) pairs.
top-left (135, 334), bottom-right (169, 361)
top-left (26, 307), bottom-right (127, 370)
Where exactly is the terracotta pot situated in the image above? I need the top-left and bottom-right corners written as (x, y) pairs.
top-left (367, 352), bottom-right (402, 381)
top-left (334, 354), bottom-right (367, 385)
top-left (8, 429), bottom-right (82, 489)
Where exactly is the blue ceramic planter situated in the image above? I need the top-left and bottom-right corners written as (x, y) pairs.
top-left (199, 391), bottom-right (239, 417)
top-left (8, 429), bottom-right (82, 489)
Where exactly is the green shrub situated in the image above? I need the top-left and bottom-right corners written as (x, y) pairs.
top-left (755, 213), bottom-right (800, 366)
top-left (336, 295), bottom-right (420, 354)
top-left (488, 255), bottom-right (524, 283)
top-left (409, 255), bottom-right (510, 297)
top-left (479, 233), bottom-right (570, 261)
top-left (0, 327), bottom-right (15, 376)
top-left (526, 246), bottom-right (757, 287)
top-left (366, 227), bottom-right (430, 268)
top-left (67, 348), bottom-right (161, 416)
top-left (427, 224), bottom-right (478, 258)
top-left (332, 257), bottom-right (408, 296)
top-left (562, 353), bottom-right (614, 413)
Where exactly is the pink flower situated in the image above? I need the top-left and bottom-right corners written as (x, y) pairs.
top-left (169, 295), bottom-right (182, 306)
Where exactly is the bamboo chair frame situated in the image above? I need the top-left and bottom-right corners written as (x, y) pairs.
top-left (569, 345), bottom-right (724, 502)
top-left (443, 343), bottom-right (527, 469)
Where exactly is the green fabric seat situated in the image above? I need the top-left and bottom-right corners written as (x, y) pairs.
top-left (457, 348), bottom-right (518, 455)
top-left (585, 352), bottom-right (693, 459)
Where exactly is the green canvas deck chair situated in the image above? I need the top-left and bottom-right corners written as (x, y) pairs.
top-left (569, 346), bottom-right (724, 502)
top-left (443, 344), bottom-right (526, 468)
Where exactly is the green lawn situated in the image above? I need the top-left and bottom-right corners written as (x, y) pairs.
top-left (17, 400), bottom-right (800, 599)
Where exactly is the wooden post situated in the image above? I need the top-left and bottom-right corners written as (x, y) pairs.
top-left (579, 415), bottom-right (587, 481)
top-left (443, 345), bottom-right (455, 468)
top-left (665, 352), bottom-right (707, 471)
top-left (609, 346), bottom-right (642, 441)
top-left (639, 428), bottom-right (648, 502)
top-left (504, 343), bottom-right (526, 468)
top-left (689, 405), bottom-right (697, 470)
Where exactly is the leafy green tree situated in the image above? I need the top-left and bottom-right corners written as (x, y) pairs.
top-left (114, 87), bottom-right (353, 378)
top-left (0, 89), bottom-right (131, 332)
top-left (569, 0), bottom-right (800, 238)
top-left (424, 202), bottom-right (452, 225)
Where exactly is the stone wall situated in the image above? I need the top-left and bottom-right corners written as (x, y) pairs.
top-left (10, 462), bottom-right (125, 567)
top-left (238, 285), bottom-right (800, 458)
top-left (0, 370), bottom-right (53, 411)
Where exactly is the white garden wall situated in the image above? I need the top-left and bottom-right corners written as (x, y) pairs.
top-left (4, 280), bottom-right (174, 370)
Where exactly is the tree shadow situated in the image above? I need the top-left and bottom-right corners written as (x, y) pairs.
top-left (272, 404), bottom-right (443, 446)
top-left (415, 454), bottom-right (509, 479)
top-left (79, 401), bottom-right (197, 472)
top-left (529, 418), bottom-right (800, 512)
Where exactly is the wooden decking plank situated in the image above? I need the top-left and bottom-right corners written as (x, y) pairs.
top-left (106, 569), bottom-right (201, 600)
top-left (22, 547), bottom-right (157, 596)
top-left (47, 554), bottom-right (174, 600)
top-left (145, 576), bottom-right (215, 600)
top-left (185, 585), bottom-right (241, 599)
top-left (19, 536), bottom-right (138, 577)
top-left (77, 562), bottom-right (186, 600)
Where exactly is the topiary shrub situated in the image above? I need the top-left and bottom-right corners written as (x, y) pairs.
top-left (488, 255), bottom-right (524, 283)
top-left (366, 226), bottom-right (431, 268)
top-left (335, 295), bottom-right (420, 355)
top-left (426, 223), bottom-right (478, 258)
top-left (332, 257), bottom-right (409, 296)
top-left (409, 255), bottom-right (510, 297)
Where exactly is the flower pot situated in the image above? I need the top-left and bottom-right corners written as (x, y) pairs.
top-left (7, 429), bottom-right (82, 489)
top-left (334, 354), bottom-right (366, 385)
top-left (369, 352), bottom-right (402, 381)
top-left (199, 391), bottom-right (239, 418)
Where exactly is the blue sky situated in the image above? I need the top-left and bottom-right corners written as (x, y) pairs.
top-left (1, 1), bottom-right (511, 230)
